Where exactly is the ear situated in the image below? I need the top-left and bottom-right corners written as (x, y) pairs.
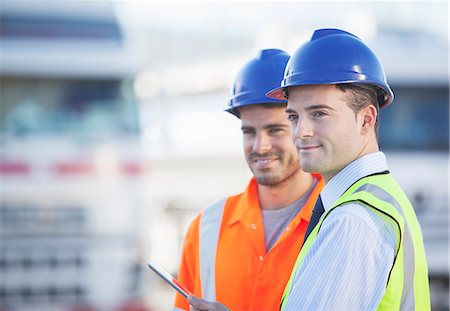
top-left (361, 105), bottom-right (377, 134)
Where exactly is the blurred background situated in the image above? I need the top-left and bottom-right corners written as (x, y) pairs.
top-left (0, 1), bottom-right (448, 310)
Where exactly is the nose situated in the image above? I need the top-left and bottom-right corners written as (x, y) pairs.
top-left (253, 132), bottom-right (271, 154)
top-left (293, 117), bottom-right (313, 140)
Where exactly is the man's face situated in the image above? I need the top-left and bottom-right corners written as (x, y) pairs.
top-left (240, 105), bottom-right (301, 186)
top-left (286, 85), bottom-right (367, 182)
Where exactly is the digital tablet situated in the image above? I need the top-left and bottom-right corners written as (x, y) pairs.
top-left (147, 261), bottom-right (193, 299)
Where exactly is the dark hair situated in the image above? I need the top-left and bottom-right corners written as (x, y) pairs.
top-left (336, 84), bottom-right (380, 137)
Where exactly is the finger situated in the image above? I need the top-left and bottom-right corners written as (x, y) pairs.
top-left (188, 295), bottom-right (211, 310)
top-left (189, 305), bottom-right (200, 311)
top-left (211, 302), bottom-right (231, 311)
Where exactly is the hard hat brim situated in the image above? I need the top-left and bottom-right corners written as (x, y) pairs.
top-left (266, 86), bottom-right (286, 100)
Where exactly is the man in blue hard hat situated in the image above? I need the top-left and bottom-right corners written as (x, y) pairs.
top-left (266, 28), bottom-right (430, 310)
top-left (175, 49), bottom-right (323, 311)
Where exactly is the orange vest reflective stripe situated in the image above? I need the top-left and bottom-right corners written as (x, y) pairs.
top-left (174, 176), bottom-right (324, 311)
top-left (199, 197), bottom-right (226, 300)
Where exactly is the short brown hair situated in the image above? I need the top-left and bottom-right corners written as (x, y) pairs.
top-left (336, 84), bottom-right (380, 137)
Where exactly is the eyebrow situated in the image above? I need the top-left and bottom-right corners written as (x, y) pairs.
top-left (265, 123), bottom-right (290, 129)
top-left (285, 108), bottom-right (297, 114)
top-left (286, 104), bottom-right (335, 113)
top-left (241, 123), bottom-right (290, 131)
top-left (305, 104), bottom-right (335, 111)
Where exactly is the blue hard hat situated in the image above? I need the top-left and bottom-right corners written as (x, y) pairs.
top-left (266, 28), bottom-right (394, 108)
top-left (225, 49), bottom-right (290, 117)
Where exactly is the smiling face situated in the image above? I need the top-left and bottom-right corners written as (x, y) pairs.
top-left (286, 84), bottom-right (378, 182)
top-left (239, 104), bottom-right (301, 186)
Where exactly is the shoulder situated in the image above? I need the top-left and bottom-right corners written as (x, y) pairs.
top-left (196, 197), bottom-right (229, 230)
top-left (181, 197), bottom-right (229, 250)
top-left (203, 197), bottom-right (228, 213)
top-left (322, 202), bottom-right (399, 245)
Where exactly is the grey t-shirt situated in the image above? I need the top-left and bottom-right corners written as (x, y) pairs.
top-left (261, 179), bottom-right (318, 251)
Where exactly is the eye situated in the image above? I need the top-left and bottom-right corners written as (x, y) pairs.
top-left (312, 111), bottom-right (327, 118)
top-left (287, 114), bottom-right (298, 122)
top-left (269, 128), bottom-right (283, 134)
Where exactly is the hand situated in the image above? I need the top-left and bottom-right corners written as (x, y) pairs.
top-left (188, 295), bottom-right (231, 311)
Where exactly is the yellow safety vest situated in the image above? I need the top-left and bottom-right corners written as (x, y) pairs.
top-left (281, 173), bottom-right (430, 310)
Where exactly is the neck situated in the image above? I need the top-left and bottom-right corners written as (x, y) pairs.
top-left (258, 170), bottom-right (314, 210)
top-left (323, 141), bottom-right (380, 183)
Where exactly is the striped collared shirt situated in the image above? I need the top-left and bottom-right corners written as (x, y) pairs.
top-left (283, 151), bottom-right (399, 310)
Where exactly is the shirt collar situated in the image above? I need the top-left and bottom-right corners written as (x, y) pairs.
top-left (228, 177), bottom-right (260, 226)
top-left (321, 151), bottom-right (389, 211)
top-left (228, 174), bottom-right (324, 226)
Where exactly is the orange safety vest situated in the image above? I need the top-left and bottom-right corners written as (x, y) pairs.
top-left (174, 175), bottom-right (323, 311)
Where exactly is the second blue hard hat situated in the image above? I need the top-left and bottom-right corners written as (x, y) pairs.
top-left (225, 49), bottom-right (290, 117)
top-left (266, 28), bottom-right (394, 108)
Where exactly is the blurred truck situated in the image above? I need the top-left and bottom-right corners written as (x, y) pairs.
top-left (0, 2), bottom-right (149, 311)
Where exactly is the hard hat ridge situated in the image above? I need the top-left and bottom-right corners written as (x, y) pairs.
top-left (226, 49), bottom-right (290, 117)
top-left (266, 28), bottom-right (394, 108)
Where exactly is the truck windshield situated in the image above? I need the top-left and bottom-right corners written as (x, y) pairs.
top-left (379, 86), bottom-right (448, 151)
top-left (0, 77), bottom-right (139, 139)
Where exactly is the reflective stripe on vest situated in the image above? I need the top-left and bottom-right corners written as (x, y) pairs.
top-left (353, 183), bottom-right (415, 309)
top-left (281, 174), bottom-right (430, 310)
top-left (199, 197), bottom-right (226, 301)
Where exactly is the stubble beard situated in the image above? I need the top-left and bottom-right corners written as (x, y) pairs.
top-left (253, 153), bottom-right (300, 186)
